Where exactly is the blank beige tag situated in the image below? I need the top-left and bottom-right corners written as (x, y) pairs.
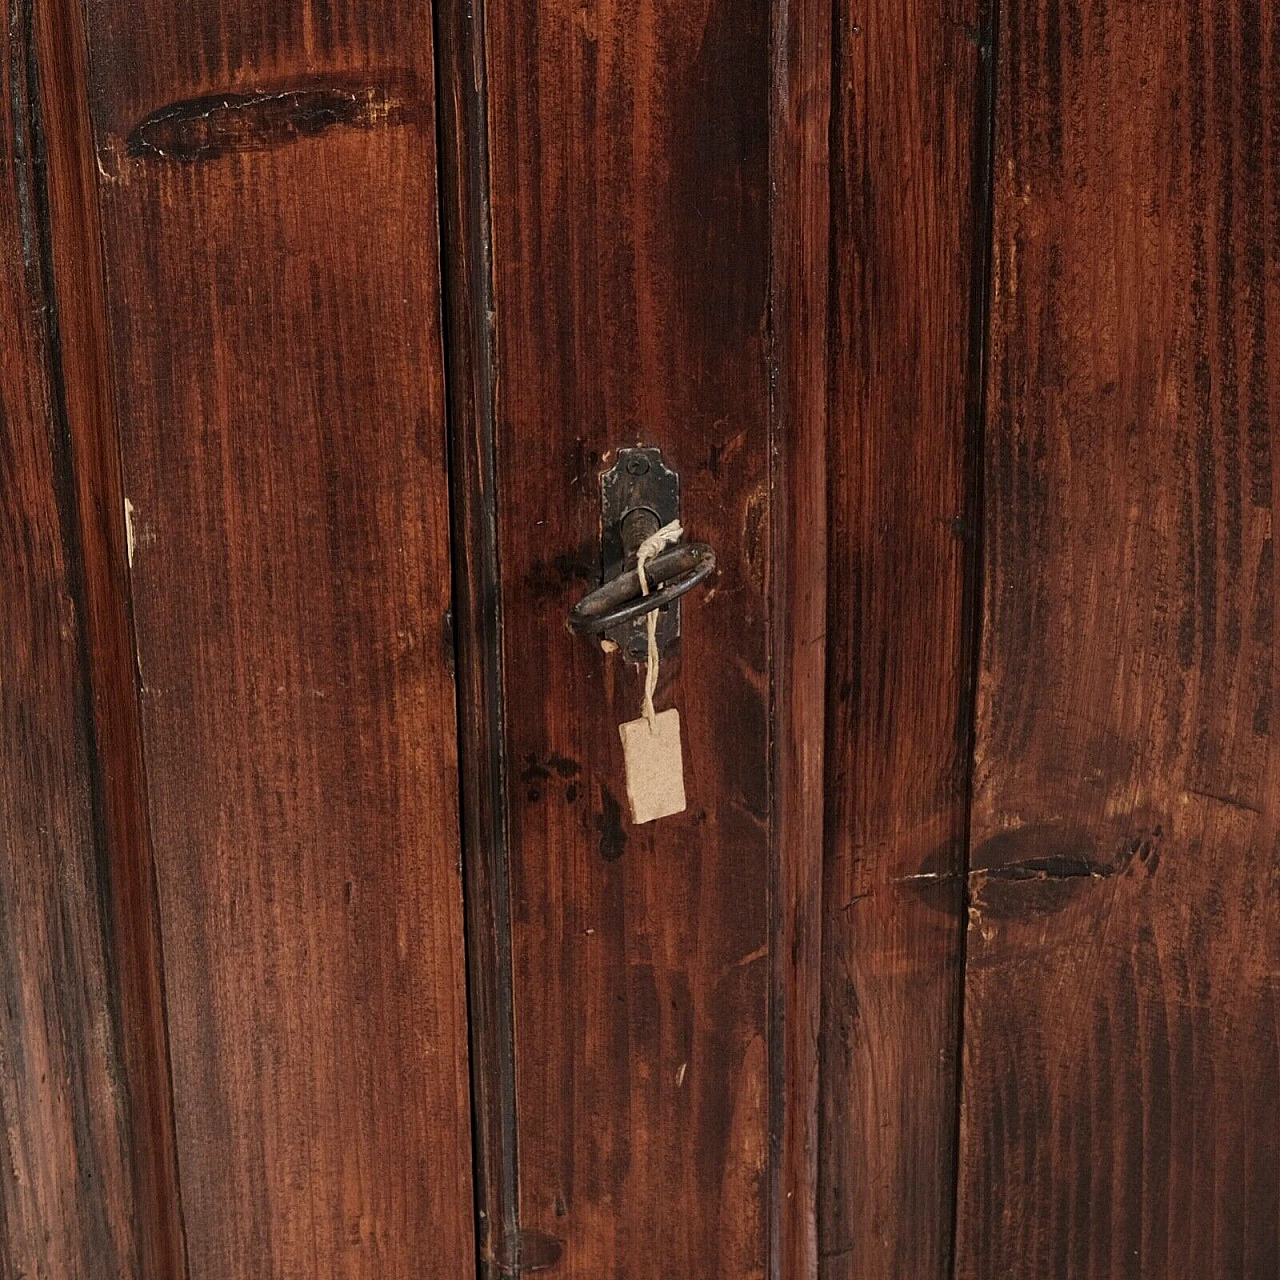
top-left (618, 708), bottom-right (686, 825)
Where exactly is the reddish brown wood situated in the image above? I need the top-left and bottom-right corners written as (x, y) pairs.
top-left (769, 0), bottom-right (831, 1275)
top-left (35, 0), bottom-right (188, 1270)
top-left (483, 1), bottom-right (775, 1273)
top-left (956, 0), bottom-right (1280, 1273)
top-left (78, 2), bottom-right (476, 1274)
top-left (433, 0), bottom-right (522, 1272)
top-left (0, 6), bottom-right (141, 1271)
top-left (817, 0), bottom-right (991, 1275)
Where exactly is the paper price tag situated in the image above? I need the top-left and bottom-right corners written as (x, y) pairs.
top-left (618, 708), bottom-right (686, 824)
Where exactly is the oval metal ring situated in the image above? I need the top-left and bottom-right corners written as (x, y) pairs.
top-left (569, 543), bottom-right (717, 636)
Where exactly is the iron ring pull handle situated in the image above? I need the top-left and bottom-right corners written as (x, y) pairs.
top-left (568, 542), bottom-right (717, 636)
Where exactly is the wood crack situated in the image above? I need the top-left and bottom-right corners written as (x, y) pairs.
top-left (125, 81), bottom-right (415, 161)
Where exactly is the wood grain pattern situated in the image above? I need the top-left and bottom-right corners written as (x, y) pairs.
top-left (956, 0), bottom-right (1280, 1273)
top-left (0, 4), bottom-right (141, 1270)
top-left (483, 0), bottom-right (774, 1273)
top-left (80, 2), bottom-right (476, 1274)
top-left (433, 0), bottom-right (523, 1271)
top-left (34, 0), bottom-right (188, 1268)
top-left (769, 0), bottom-right (831, 1274)
top-left (817, 0), bottom-right (992, 1275)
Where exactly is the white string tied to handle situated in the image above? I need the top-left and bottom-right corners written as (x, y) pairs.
top-left (635, 519), bottom-right (683, 730)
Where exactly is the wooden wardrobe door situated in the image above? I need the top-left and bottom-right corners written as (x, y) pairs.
top-left (441, 0), bottom-right (831, 1274)
top-left (482, 4), bottom-right (776, 1272)
top-left (955, 0), bottom-right (1280, 1275)
top-left (51, 0), bottom-right (476, 1274)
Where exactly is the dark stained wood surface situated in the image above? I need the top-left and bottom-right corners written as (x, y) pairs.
top-left (769, 0), bottom-right (831, 1274)
top-left (0, 5), bottom-right (142, 1271)
top-left (817, 0), bottom-right (992, 1275)
top-left (483, 0), bottom-right (775, 1273)
top-left (34, 0), bottom-right (188, 1269)
top-left (955, 0), bottom-right (1280, 1274)
top-left (13, 0), bottom-right (1277, 1271)
top-left (79, 2), bottom-right (476, 1274)
top-left (433, 0), bottom-right (523, 1272)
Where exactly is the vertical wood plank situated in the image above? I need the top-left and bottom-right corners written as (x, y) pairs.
top-left (818, 0), bottom-right (992, 1275)
top-left (34, 0), bottom-right (188, 1268)
top-left (769, 0), bottom-right (831, 1274)
top-left (0, 5), bottom-right (142, 1270)
top-left (956, 0), bottom-right (1280, 1273)
top-left (483, 0), bottom-right (774, 1273)
top-left (79, 3), bottom-right (476, 1274)
top-left (433, 0), bottom-right (522, 1271)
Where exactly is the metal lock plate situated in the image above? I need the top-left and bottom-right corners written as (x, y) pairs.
top-left (600, 447), bottom-right (680, 662)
